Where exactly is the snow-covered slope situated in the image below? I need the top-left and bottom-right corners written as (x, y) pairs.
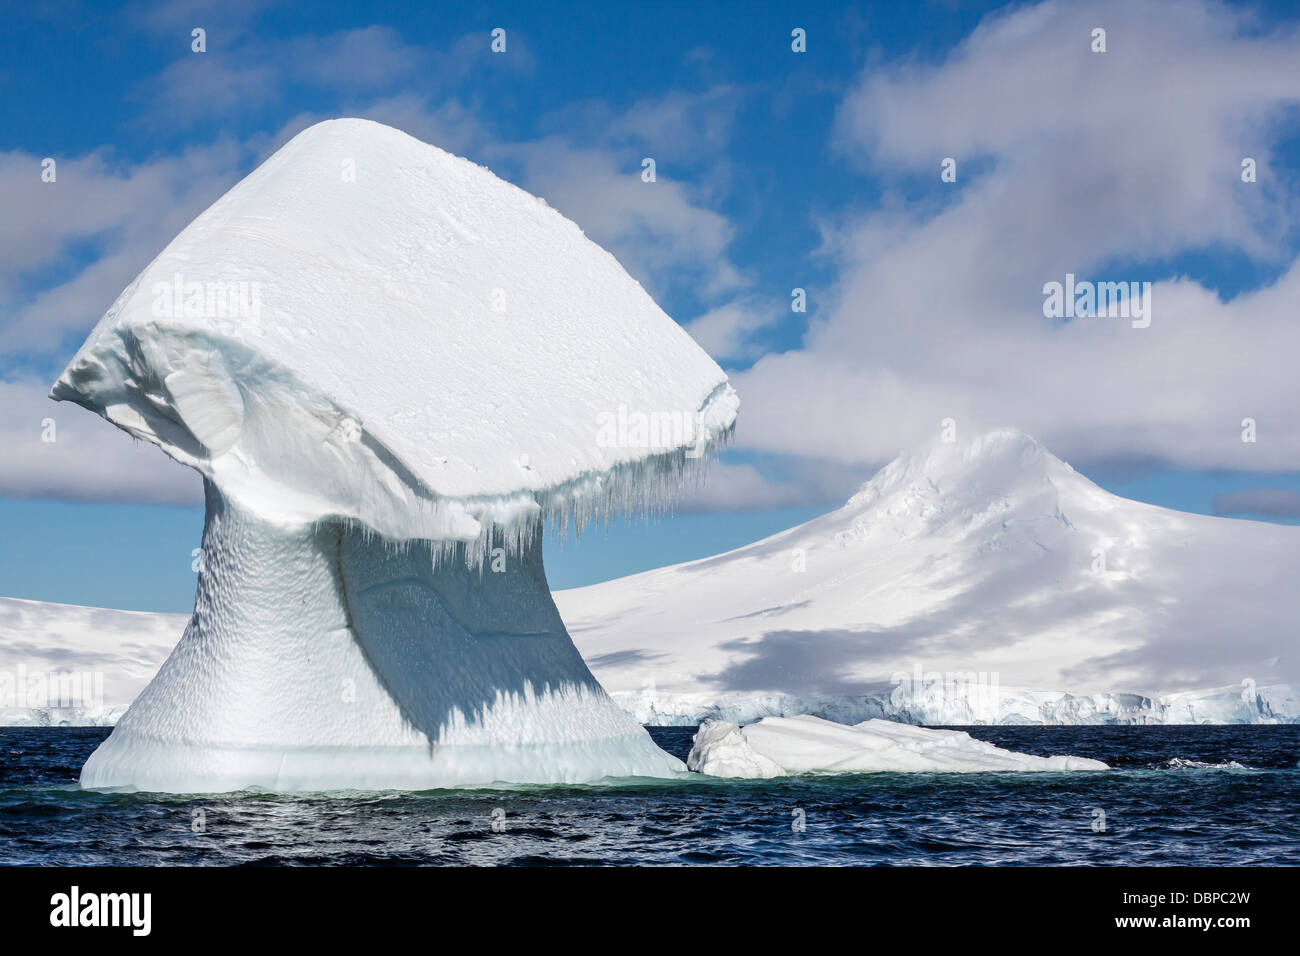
top-left (43, 118), bottom-right (737, 792)
top-left (0, 597), bottom-right (186, 725)
top-left (557, 428), bottom-right (1300, 725)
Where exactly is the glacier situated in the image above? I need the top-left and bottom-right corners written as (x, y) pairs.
top-left (612, 682), bottom-right (1300, 727)
top-left (45, 118), bottom-right (738, 792)
top-left (686, 715), bottom-right (1110, 777)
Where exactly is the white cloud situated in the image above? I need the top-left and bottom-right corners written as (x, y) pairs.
top-left (0, 140), bottom-right (246, 356)
top-left (684, 297), bottom-right (783, 361)
top-left (125, 0), bottom-right (270, 39)
top-left (673, 461), bottom-right (808, 513)
top-left (139, 25), bottom-right (434, 124)
top-left (0, 380), bottom-right (200, 506)
top-left (551, 85), bottom-right (747, 165)
top-left (734, 0), bottom-right (1300, 474)
top-left (494, 135), bottom-right (745, 300)
top-left (672, 452), bottom-right (871, 514)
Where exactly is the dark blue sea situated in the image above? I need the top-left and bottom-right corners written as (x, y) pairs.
top-left (1, 725), bottom-right (1297, 865)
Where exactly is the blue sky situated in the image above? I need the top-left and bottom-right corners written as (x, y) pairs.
top-left (3, 0), bottom-right (1300, 612)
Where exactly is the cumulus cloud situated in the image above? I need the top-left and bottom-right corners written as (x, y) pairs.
top-left (674, 461), bottom-right (809, 513)
top-left (685, 297), bottom-right (785, 362)
top-left (125, 0), bottom-right (271, 39)
top-left (734, 0), bottom-right (1300, 475)
top-left (0, 381), bottom-right (200, 506)
top-left (674, 453), bottom-right (870, 514)
top-left (492, 135), bottom-right (745, 301)
top-left (137, 25), bottom-right (439, 126)
top-left (0, 140), bottom-right (247, 358)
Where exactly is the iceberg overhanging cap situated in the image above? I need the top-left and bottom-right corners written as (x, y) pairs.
top-left (51, 118), bottom-right (739, 547)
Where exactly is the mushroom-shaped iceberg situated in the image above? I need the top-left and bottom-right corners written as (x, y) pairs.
top-left (51, 119), bottom-right (739, 792)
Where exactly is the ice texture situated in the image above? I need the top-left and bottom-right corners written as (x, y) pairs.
top-left (686, 715), bottom-right (1110, 777)
top-left (49, 119), bottom-right (736, 792)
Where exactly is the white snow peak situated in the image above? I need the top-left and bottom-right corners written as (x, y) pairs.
top-left (49, 119), bottom-right (738, 793)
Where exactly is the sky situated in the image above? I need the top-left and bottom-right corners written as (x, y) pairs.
top-left (2, 0), bottom-right (1300, 612)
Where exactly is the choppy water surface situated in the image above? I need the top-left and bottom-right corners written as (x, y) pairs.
top-left (1, 725), bottom-right (1296, 865)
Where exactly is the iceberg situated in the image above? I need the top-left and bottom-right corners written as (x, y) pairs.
top-left (49, 118), bottom-right (738, 792)
top-left (686, 715), bottom-right (1110, 777)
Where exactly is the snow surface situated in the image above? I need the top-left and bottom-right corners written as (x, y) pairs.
top-left (686, 715), bottom-right (1109, 777)
top-left (558, 428), bottom-right (1300, 725)
top-left (44, 119), bottom-right (740, 792)
top-left (51, 118), bottom-right (738, 556)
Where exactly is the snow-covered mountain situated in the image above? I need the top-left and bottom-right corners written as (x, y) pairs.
top-left (555, 428), bottom-right (1300, 725)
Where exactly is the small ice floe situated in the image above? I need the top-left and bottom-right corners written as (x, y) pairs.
top-left (1157, 758), bottom-right (1251, 771)
top-left (686, 714), bottom-right (1109, 778)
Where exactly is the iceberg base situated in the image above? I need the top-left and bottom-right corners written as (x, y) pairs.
top-left (81, 481), bottom-right (683, 793)
top-left (81, 730), bottom-right (683, 793)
